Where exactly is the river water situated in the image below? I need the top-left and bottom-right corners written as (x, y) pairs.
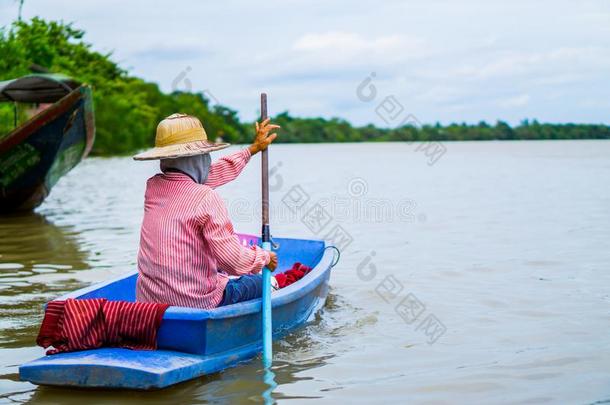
top-left (1, 141), bottom-right (609, 404)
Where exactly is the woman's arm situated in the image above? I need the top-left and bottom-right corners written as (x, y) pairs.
top-left (199, 190), bottom-right (272, 276)
top-left (204, 118), bottom-right (280, 189)
top-left (204, 149), bottom-right (251, 189)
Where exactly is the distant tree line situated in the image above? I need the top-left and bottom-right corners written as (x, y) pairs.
top-left (1, 18), bottom-right (608, 156)
top-left (271, 115), bottom-right (610, 143)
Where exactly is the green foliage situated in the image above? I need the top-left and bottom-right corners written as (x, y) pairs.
top-left (0, 18), bottom-right (247, 155)
top-left (1, 18), bottom-right (608, 155)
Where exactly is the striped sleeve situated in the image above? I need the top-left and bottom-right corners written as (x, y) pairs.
top-left (198, 189), bottom-right (270, 276)
top-left (204, 149), bottom-right (251, 189)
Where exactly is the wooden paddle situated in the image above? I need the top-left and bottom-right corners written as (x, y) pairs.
top-left (260, 93), bottom-right (273, 368)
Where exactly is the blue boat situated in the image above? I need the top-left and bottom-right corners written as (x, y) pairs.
top-left (19, 234), bottom-right (337, 389)
top-left (0, 74), bottom-right (95, 212)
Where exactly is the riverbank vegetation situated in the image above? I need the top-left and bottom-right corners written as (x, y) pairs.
top-left (1, 18), bottom-right (609, 155)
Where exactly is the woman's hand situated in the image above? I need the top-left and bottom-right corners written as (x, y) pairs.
top-left (267, 251), bottom-right (278, 271)
top-left (248, 118), bottom-right (280, 155)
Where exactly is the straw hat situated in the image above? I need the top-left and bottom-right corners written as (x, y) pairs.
top-left (133, 113), bottom-right (230, 160)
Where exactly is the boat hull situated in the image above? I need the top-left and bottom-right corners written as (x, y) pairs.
top-left (0, 86), bottom-right (95, 212)
top-left (19, 235), bottom-right (333, 389)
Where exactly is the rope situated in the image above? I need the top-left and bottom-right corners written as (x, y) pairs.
top-left (324, 246), bottom-right (341, 268)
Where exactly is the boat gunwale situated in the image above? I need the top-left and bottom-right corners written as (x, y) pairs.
top-left (53, 236), bottom-right (332, 321)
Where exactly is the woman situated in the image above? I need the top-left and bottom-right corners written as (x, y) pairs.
top-left (133, 113), bottom-right (280, 309)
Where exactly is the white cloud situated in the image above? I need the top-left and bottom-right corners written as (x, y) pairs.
top-left (293, 31), bottom-right (407, 53)
top-left (286, 31), bottom-right (429, 72)
top-left (498, 94), bottom-right (530, 108)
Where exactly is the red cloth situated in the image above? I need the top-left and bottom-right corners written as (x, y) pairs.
top-left (36, 298), bottom-right (169, 355)
top-left (275, 262), bottom-right (312, 288)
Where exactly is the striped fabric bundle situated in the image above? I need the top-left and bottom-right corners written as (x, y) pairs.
top-left (36, 298), bottom-right (169, 355)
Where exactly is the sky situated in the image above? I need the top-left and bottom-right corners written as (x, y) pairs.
top-left (1, 0), bottom-right (609, 126)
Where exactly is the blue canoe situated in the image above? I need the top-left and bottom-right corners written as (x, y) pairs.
top-left (19, 234), bottom-right (335, 389)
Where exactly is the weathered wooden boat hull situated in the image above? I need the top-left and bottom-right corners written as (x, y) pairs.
top-left (0, 84), bottom-right (95, 212)
top-left (19, 235), bottom-right (334, 389)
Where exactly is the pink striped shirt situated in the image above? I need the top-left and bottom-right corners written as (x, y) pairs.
top-left (136, 149), bottom-right (270, 309)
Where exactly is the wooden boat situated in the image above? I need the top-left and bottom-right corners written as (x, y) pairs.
top-left (0, 74), bottom-right (95, 212)
top-left (19, 234), bottom-right (336, 389)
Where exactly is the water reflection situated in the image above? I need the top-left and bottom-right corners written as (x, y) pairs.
top-left (0, 212), bottom-right (89, 274)
top-left (0, 213), bottom-right (89, 348)
top-left (261, 367), bottom-right (277, 404)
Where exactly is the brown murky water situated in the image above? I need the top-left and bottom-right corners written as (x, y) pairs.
top-left (1, 141), bottom-right (609, 404)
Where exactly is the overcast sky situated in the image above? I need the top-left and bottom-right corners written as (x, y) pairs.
top-left (2, 0), bottom-right (609, 126)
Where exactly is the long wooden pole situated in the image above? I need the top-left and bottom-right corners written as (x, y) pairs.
top-left (260, 93), bottom-right (272, 368)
